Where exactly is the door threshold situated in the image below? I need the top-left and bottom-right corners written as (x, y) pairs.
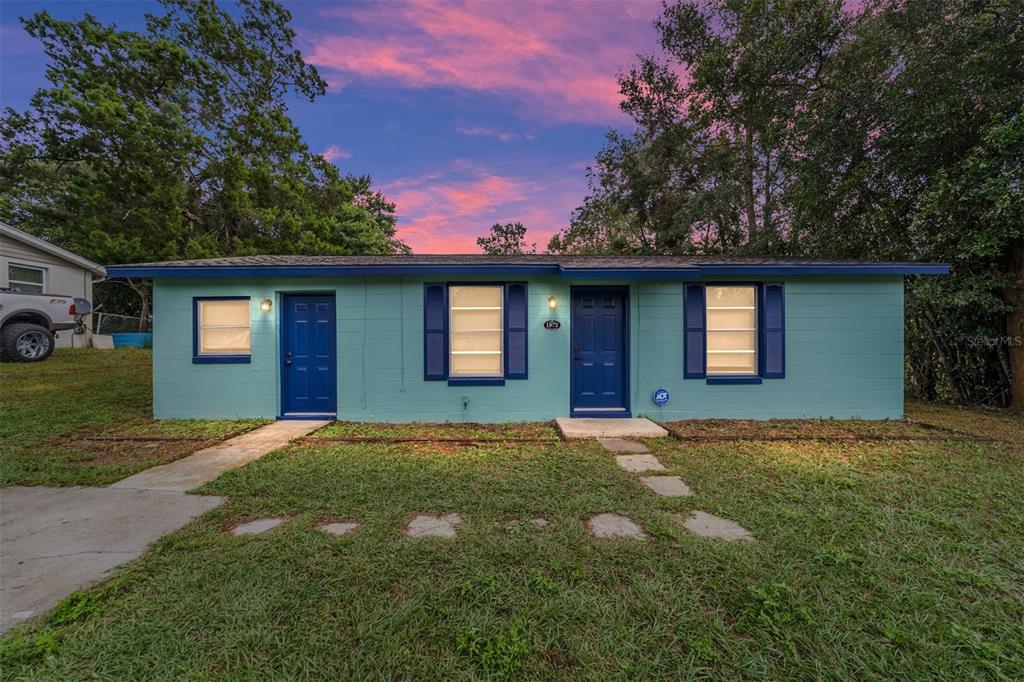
top-left (570, 409), bottom-right (632, 419)
top-left (278, 413), bottom-right (337, 420)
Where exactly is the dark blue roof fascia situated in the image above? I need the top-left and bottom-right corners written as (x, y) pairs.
top-left (697, 264), bottom-right (949, 276)
top-left (105, 264), bottom-right (562, 279)
top-left (105, 262), bottom-right (949, 279)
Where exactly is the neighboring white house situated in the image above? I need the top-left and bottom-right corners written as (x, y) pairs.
top-left (0, 221), bottom-right (106, 348)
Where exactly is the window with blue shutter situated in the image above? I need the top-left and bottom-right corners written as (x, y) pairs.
top-left (425, 282), bottom-right (528, 384)
top-left (760, 283), bottom-right (785, 378)
top-left (684, 284), bottom-right (706, 378)
top-left (423, 283), bottom-right (447, 380)
top-left (685, 282), bottom-right (786, 382)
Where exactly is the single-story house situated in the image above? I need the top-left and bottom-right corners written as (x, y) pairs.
top-left (105, 255), bottom-right (948, 422)
top-left (1, 222), bottom-right (106, 348)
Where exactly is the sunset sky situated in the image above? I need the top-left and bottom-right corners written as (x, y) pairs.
top-left (0, 0), bottom-right (664, 252)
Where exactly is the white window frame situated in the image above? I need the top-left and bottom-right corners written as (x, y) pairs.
top-left (448, 284), bottom-right (504, 378)
top-left (705, 284), bottom-right (758, 376)
top-left (7, 262), bottom-right (46, 294)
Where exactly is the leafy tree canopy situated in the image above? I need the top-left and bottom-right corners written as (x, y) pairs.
top-left (0, 0), bottom-right (407, 273)
top-left (549, 0), bottom-right (1023, 407)
top-left (476, 222), bottom-right (536, 255)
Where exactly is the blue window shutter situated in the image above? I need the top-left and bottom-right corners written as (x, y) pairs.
top-left (684, 284), bottom-right (706, 378)
top-left (761, 283), bottom-right (785, 378)
top-left (504, 282), bottom-right (528, 379)
top-left (423, 283), bottom-right (447, 380)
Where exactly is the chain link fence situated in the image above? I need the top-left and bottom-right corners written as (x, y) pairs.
top-left (93, 312), bottom-right (151, 335)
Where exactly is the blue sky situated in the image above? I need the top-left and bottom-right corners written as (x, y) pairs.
top-left (0, 0), bottom-right (662, 252)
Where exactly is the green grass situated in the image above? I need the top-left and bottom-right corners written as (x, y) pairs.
top-left (0, 349), bottom-right (267, 486)
top-left (3, 411), bottom-right (1022, 679)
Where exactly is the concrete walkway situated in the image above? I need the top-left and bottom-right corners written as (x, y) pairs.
top-left (111, 420), bottom-right (328, 492)
top-left (1, 419), bottom-right (325, 634)
top-left (0, 486), bottom-right (223, 634)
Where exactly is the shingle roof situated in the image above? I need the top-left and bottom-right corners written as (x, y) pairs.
top-left (105, 254), bottom-right (948, 278)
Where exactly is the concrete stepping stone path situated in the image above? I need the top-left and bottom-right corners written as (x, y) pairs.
top-left (405, 513), bottom-right (462, 539)
top-left (318, 521), bottom-right (360, 537)
top-left (231, 517), bottom-right (284, 536)
top-left (614, 454), bottom-right (666, 473)
top-left (639, 476), bottom-right (693, 497)
top-left (587, 513), bottom-right (648, 540)
top-left (681, 511), bottom-right (754, 541)
top-left (598, 438), bottom-right (651, 453)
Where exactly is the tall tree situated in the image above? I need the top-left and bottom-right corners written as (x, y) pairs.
top-left (551, 0), bottom-right (1023, 408)
top-left (550, 0), bottom-right (849, 255)
top-left (477, 222), bottom-right (536, 255)
top-left (0, 0), bottom-right (406, 319)
top-left (787, 0), bottom-right (1024, 407)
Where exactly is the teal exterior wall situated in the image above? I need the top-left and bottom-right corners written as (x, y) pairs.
top-left (151, 275), bottom-right (904, 421)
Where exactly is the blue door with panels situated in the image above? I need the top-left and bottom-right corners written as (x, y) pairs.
top-left (281, 294), bottom-right (336, 416)
top-left (570, 287), bottom-right (629, 416)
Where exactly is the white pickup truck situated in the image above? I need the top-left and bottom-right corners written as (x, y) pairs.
top-left (0, 289), bottom-right (92, 362)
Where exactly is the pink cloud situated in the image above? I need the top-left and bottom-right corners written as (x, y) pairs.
top-left (384, 162), bottom-right (584, 252)
top-left (320, 144), bottom-right (351, 163)
top-left (303, 0), bottom-right (662, 123)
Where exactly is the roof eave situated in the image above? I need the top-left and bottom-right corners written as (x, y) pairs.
top-left (698, 263), bottom-right (950, 276)
top-left (105, 262), bottom-right (950, 279)
top-left (0, 221), bottom-right (106, 276)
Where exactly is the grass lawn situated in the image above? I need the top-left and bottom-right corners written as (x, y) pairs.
top-left (2, 406), bottom-right (1022, 678)
top-left (0, 349), bottom-right (266, 486)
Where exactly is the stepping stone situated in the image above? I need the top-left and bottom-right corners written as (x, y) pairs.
top-left (587, 513), bottom-right (648, 540)
top-left (231, 517), bottom-right (284, 536)
top-left (318, 521), bottom-right (360, 537)
top-left (639, 476), bottom-right (692, 497)
top-left (405, 513), bottom-right (462, 539)
top-left (681, 511), bottom-right (754, 542)
top-left (615, 454), bottom-right (666, 472)
top-left (598, 438), bottom-right (649, 453)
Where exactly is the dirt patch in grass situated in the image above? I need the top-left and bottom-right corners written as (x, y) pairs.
top-left (54, 418), bottom-right (269, 443)
top-left (308, 421), bottom-right (561, 441)
top-left (36, 419), bottom-right (271, 468)
top-left (663, 418), bottom-right (981, 441)
top-left (45, 435), bottom-right (223, 468)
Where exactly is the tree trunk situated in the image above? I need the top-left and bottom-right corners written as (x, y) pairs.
top-left (743, 126), bottom-right (757, 247)
top-left (1006, 240), bottom-right (1024, 410)
top-left (922, 306), bottom-right (961, 403)
top-left (127, 278), bottom-right (151, 333)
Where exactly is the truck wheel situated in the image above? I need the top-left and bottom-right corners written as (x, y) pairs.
top-left (0, 323), bottom-right (55, 362)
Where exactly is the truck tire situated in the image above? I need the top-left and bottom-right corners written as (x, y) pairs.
top-left (0, 322), bottom-right (55, 362)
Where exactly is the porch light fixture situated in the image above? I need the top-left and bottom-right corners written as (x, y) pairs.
top-left (548, 295), bottom-right (557, 310)
top-left (260, 298), bottom-right (273, 313)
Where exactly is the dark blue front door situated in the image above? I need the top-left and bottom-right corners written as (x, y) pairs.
top-left (282, 294), bottom-right (336, 416)
top-left (571, 287), bottom-right (629, 416)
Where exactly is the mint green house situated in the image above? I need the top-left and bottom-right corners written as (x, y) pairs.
top-left (106, 255), bottom-right (947, 422)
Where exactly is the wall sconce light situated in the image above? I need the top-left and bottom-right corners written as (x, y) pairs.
top-left (260, 298), bottom-right (273, 313)
top-left (548, 295), bottom-right (557, 310)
